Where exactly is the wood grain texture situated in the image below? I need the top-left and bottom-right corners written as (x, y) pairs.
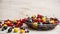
top-left (0, 0), bottom-right (60, 19)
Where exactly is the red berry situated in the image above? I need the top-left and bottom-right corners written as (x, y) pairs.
top-left (37, 14), bottom-right (43, 19)
top-left (8, 23), bottom-right (14, 27)
top-left (54, 21), bottom-right (59, 25)
top-left (0, 22), bottom-right (2, 28)
top-left (4, 19), bottom-right (13, 26)
top-left (37, 18), bottom-right (43, 22)
top-left (0, 24), bottom-right (2, 28)
top-left (0, 22), bottom-right (2, 24)
top-left (21, 18), bottom-right (28, 23)
top-left (33, 18), bottom-right (38, 22)
top-left (15, 23), bottom-right (23, 27)
top-left (50, 18), bottom-right (54, 20)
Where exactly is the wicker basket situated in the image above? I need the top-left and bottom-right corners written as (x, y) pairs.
top-left (26, 22), bottom-right (59, 31)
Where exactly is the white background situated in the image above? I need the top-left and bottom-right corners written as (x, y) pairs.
top-left (0, 0), bottom-right (60, 34)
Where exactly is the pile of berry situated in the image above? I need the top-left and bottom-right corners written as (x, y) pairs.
top-left (0, 14), bottom-right (59, 33)
top-left (26, 14), bottom-right (59, 30)
top-left (0, 19), bottom-right (29, 33)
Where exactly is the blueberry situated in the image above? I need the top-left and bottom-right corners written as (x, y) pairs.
top-left (25, 30), bottom-right (29, 33)
top-left (20, 27), bottom-right (23, 29)
top-left (27, 17), bottom-right (33, 23)
top-left (12, 26), bottom-right (15, 29)
top-left (14, 22), bottom-right (17, 25)
top-left (8, 28), bottom-right (12, 33)
top-left (26, 30), bottom-right (29, 33)
top-left (20, 27), bottom-right (25, 30)
top-left (1, 28), bottom-right (5, 31)
top-left (3, 26), bottom-right (8, 30)
top-left (38, 22), bottom-right (40, 24)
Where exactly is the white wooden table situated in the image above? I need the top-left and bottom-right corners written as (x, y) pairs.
top-left (0, 0), bottom-right (60, 34)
